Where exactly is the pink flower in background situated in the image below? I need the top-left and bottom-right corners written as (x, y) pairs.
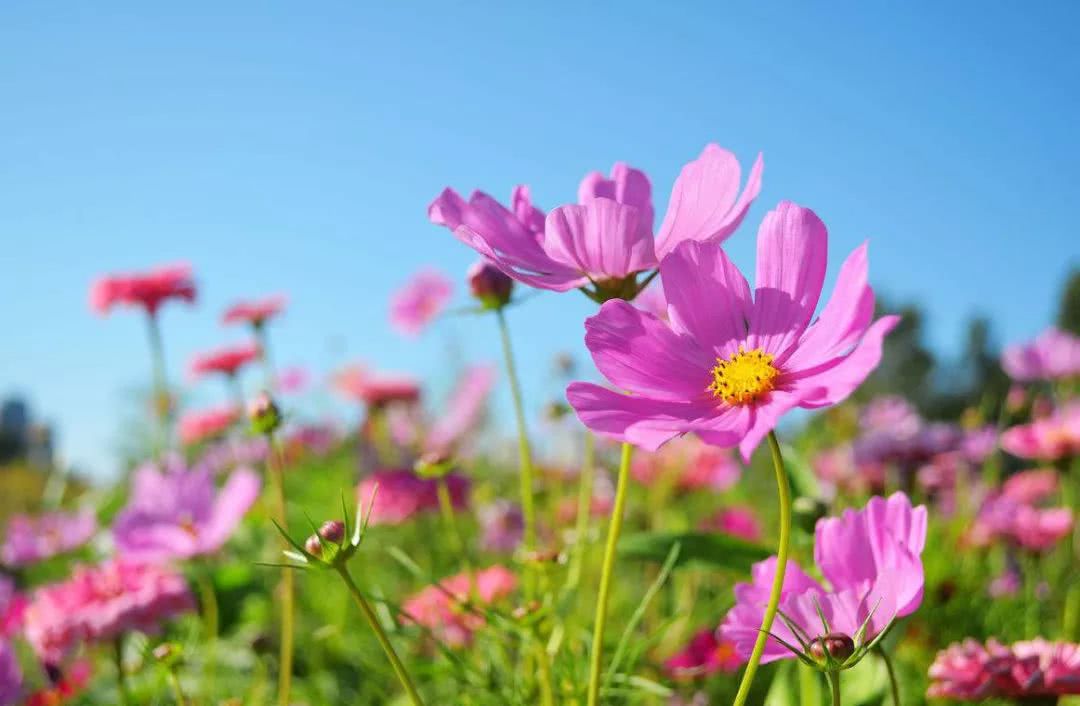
top-left (178, 405), bottom-right (240, 445)
top-left (988, 567), bottom-right (1021, 598)
top-left (334, 366), bottom-right (421, 408)
top-left (721, 493), bottom-right (926, 664)
top-left (567, 201), bottom-right (899, 460)
top-left (478, 501), bottom-right (524, 553)
top-left (222, 294), bottom-right (287, 327)
top-left (665, 629), bottom-right (741, 679)
top-left (631, 437), bottom-right (742, 492)
top-left (1002, 327), bottom-right (1080, 382)
top-left (89, 263), bottom-right (196, 316)
top-left (113, 460), bottom-right (260, 561)
top-left (1002, 468), bottom-right (1059, 504)
top-left (0, 640), bottom-right (20, 706)
top-left (1001, 402), bottom-right (1080, 461)
top-left (430, 144), bottom-right (761, 293)
top-left (2, 511), bottom-right (97, 568)
top-left (425, 365), bottom-right (497, 456)
top-left (195, 436), bottom-right (271, 475)
top-left (23, 559), bottom-right (194, 663)
top-left (0, 578), bottom-right (26, 638)
top-left (859, 395), bottom-right (921, 435)
top-left (402, 566), bottom-right (517, 647)
top-left (276, 365), bottom-right (310, 394)
top-left (285, 423), bottom-right (340, 458)
top-left (700, 507), bottom-right (762, 542)
top-left (189, 342), bottom-right (261, 379)
top-left (357, 469), bottom-right (469, 526)
top-left (960, 425), bottom-right (998, 463)
top-left (390, 269), bottom-right (452, 336)
top-left (928, 638), bottom-right (1080, 699)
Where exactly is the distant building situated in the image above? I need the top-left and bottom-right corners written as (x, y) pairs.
top-left (0, 396), bottom-right (54, 468)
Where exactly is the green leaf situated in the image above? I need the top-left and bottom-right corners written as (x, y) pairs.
top-left (617, 530), bottom-right (770, 572)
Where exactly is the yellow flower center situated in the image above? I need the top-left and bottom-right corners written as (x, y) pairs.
top-left (708, 346), bottom-right (779, 405)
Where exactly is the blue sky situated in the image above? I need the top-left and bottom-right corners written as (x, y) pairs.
top-left (1, 2), bottom-right (1077, 478)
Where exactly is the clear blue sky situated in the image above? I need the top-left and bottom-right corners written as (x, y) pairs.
top-left (1, 2), bottom-right (1077, 478)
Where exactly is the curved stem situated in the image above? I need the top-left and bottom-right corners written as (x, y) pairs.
top-left (567, 431), bottom-right (597, 590)
top-left (495, 308), bottom-right (537, 558)
top-left (828, 671), bottom-right (842, 706)
top-left (337, 566), bottom-right (425, 706)
top-left (876, 647), bottom-right (900, 706)
top-left (268, 435), bottom-right (294, 706)
top-left (732, 432), bottom-right (793, 706)
top-left (585, 442), bottom-right (633, 706)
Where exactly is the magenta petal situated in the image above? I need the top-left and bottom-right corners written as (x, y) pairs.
top-left (542, 199), bottom-right (658, 280)
top-left (455, 225), bottom-right (586, 291)
top-left (584, 300), bottom-right (712, 401)
top-left (654, 144), bottom-right (763, 258)
top-left (428, 188), bottom-right (468, 229)
top-left (566, 382), bottom-right (713, 451)
top-left (790, 315), bottom-right (901, 409)
top-left (578, 162), bottom-right (655, 238)
top-left (747, 202), bottom-right (829, 358)
top-left (737, 390), bottom-right (811, 462)
top-left (200, 467), bottom-right (261, 553)
top-left (660, 240), bottom-right (751, 356)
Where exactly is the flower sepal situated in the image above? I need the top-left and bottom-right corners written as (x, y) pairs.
top-left (266, 490), bottom-right (378, 572)
top-left (767, 599), bottom-right (898, 674)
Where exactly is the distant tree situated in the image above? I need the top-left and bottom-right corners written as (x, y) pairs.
top-left (1057, 268), bottom-right (1080, 335)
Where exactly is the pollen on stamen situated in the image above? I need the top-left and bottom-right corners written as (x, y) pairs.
top-left (707, 345), bottom-right (779, 405)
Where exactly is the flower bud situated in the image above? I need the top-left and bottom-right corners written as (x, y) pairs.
top-left (304, 534), bottom-right (323, 556)
top-left (153, 642), bottom-right (181, 663)
top-left (248, 392), bottom-right (282, 435)
top-left (318, 520), bottom-right (346, 544)
top-left (467, 260), bottom-right (513, 309)
top-left (809, 632), bottom-right (856, 663)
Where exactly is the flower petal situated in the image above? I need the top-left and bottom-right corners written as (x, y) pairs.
top-left (660, 240), bottom-right (751, 357)
top-left (566, 382), bottom-right (714, 451)
top-left (789, 316), bottom-right (900, 409)
top-left (200, 467), bottom-right (262, 553)
top-left (654, 144), bottom-right (763, 258)
top-left (542, 199), bottom-right (658, 281)
top-left (578, 162), bottom-right (654, 237)
top-left (737, 389), bottom-right (813, 462)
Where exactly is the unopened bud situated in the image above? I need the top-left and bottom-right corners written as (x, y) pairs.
top-left (153, 643), bottom-right (180, 663)
top-left (809, 632), bottom-right (855, 663)
top-left (512, 600), bottom-right (541, 620)
top-left (248, 392), bottom-right (282, 435)
top-left (304, 534), bottom-right (323, 556)
top-left (467, 260), bottom-right (513, 309)
top-left (318, 520), bottom-right (346, 544)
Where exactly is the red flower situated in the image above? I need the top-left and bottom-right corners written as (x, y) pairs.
top-left (89, 263), bottom-right (196, 316)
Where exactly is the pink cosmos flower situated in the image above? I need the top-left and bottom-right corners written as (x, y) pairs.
top-left (567, 201), bottom-right (899, 460)
top-left (720, 493), bottom-right (926, 664)
top-left (23, 559), bottom-right (194, 663)
top-left (221, 294), bottom-right (287, 327)
top-left (0, 578), bottom-right (26, 638)
top-left (859, 396), bottom-right (921, 435)
top-left (987, 568), bottom-right (1021, 598)
top-left (665, 628), bottom-right (742, 679)
top-left (390, 269), bottom-right (453, 336)
top-left (812, 445), bottom-right (886, 496)
top-left (971, 491), bottom-right (1073, 553)
top-left (424, 365), bottom-right (497, 456)
top-left (334, 366), bottom-right (421, 408)
top-left (402, 566), bottom-right (517, 647)
top-left (89, 263), bottom-right (196, 316)
top-left (1002, 468), bottom-right (1059, 504)
top-left (430, 144), bottom-right (762, 294)
top-left (189, 342), bottom-right (261, 379)
top-left (0, 640), bottom-right (19, 706)
top-left (2, 511), bottom-right (97, 568)
top-left (194, 436), bottom-right (270, 475)
top-left (928, 638), bottom-right (1080, 699)
top-left (178, 405), bottom-right (240, 445)
top-left (357, 469), bottom-right (469, 526)
top-left (700, 506), bottom-right (762, 542)
top-left (1002, 327), bottom-right (1080, 382)
top-left (478, 501), bottom-right (524, 553)
top-left (1001, 402), bottom-right (1080, 461)
top-left (631, 437), bottom-right (742, 492)
top-left (113, 458), bottom-right (261, 561)
top-left (276, 365), bottom-right (310, 395)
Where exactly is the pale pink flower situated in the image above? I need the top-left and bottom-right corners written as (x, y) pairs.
top-left (478, 501), bottom-right (524, 553)
top-left (1001, 402), bottom-right (1080, 461)
top-left (221, 295), bottom-right (287, 327)
top-left (178, 405), bottom-right (240, 445)
top-left (1002, 468), bottom-right (1059, 504)
top-left (631, 437), bottom-right (742, 492)
top-left (89, 263), bottom-right (196, 316)
top-left (928, 638), bottom-right (1080, 699)
top-left (402, 566), bottom-right (517, 647)
top-left (1001, 327), bottom-right (1080, 382)
top-left (390, 269), bottom-right (452, 336)
top-left (2, 511), bottom-right (96, 568)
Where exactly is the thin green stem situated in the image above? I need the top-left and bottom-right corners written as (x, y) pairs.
top-left (732, 432), bottom-right (793, 706)
top-left (268, 435), bottom-right (294, 706)
top-left (828, 670), bottom-right (842, 706)
top-left (145, 312), bottom-right (170, 452)
top-left (495, 308), bottom-right (537, 556)
top-left (877, 647), bottom-right (900, 706)
top-left (336, 566), bottom-right (425, 706)
top-left (567, 431), bottom-right (597, 590)
top-left (436, 477), bottom-right (475, 597)
top-left (228, 373), bottom-right (246, 413)
top-left (114, 636), bottom-right (131, 706)
top-left (197, 569), bottom-right (219, 693)
top-left (255, 322), bottom-right (276, 391)
top-left (585, 442), bottom-right (633, 706)
top-left (166, 666), bottom-right (188, 706)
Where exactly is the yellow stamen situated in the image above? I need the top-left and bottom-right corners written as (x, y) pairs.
top-left (708, 346), bottom-right (779, 405)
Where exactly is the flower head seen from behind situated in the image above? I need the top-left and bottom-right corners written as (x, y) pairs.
top-left (2, 511), bottom-right (96, 568)
top-left (567, 201), bottom-right (899, 460)
top-left (222, 294), bottom-right (287, 328)
top-left (89, 263), bottom-right (196, 316)
top-left (113, 458), bottom-right (261, 561)
top-left (1001, 327), bottom-right (1080, 382)
top-left (178, 405), bottom-right (240, 445)
top-left (928, 638), bottom-right (1080, 699)
top-left (430, 144), bottom-right (761, 300)
top-left (189, 342), bottom-right (261, 379)
top-left (390, 269), bottom-right (452, 336)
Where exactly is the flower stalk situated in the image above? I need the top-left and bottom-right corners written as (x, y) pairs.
top-left (828, 670), bottom-right (842, 706)
top-left (267, 433), bottom-right (294, 706)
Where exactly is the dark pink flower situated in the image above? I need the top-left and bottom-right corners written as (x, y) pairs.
top-left (567, 202), bottom-right (898, 460)
top-left (425, 365), bottom-right (497, 456)
top-left (2, 511), bottom-right (96, 568)
top-left (178, 405), bottom-right (240, 445)
top-left (357, 469), bottom-right (469, 525)
top-left (89, 263), bottom-right (196, 316)
top-left (631, 437), bottom-right (741, 492)
top-left (1002, 327), bottom-right (1080, 382)
top-left (221, 294), bottom-right (287, 327)
top-left (971, 488), bottom-right (1072, 553)
top-left (402, 566), bottom-right (517, 647)
top-left (430, 145), bottom-right (761, 293)
top-left (928, 638), bottom-right (1080, 699)
top-left (700, 507), bottom-right (762, 542)
top-left (665, 628), bottom-right (741, 678)
top-left (390, 269), bottom-right (452, 336)
top-left (334, 366), bottom-right (421, 408)
top-left (189, 342), bottom-right (261, 379)
top-left (1001, 402), bottom-right (1080, 461)
top-left (23, 559), bottom-right (194, 662)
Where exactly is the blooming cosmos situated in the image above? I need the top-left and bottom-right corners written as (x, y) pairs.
top-left (23, 559), bottom-right (194, 662)
top-left (1001, 327), bottom-right (1080, 382)
top-left (665, 628), bottom-right (742, 679)
top-left (721, 493), bottom-right (926, 664)
top-left (334, 366), bottom-right (422, 408)
top-left (1001, 401), bottom-right (1080, 461)
top-left (389, 269), bottom-right (453, 336)
top-left (402, 566), bottom-right (517, 647)
top-left (89, 263), bottom-right (196, 315)
top-left (970, 489), bottom-right (1073, 553)
top-left (700, 507), bottom-right (762, 542)
top-left (178, 405), bottom-right (240, 445)
top-left (928, 638), bottom-right (1080, 699)
top-left (567, 201), bottom-right (899, 460)
top-left (113, 458), bottom-right (260, 561)
top-left (221, 294), bottom-right (287, 327)
top-left (424, 364), bottom-right (497, 456)
top-left (189, 342), bottom-right (261, 379)
top-left (2, 511), bottom-right (96, 568)
top-left (357, 469), bottom-right (469, 526)
top-left (430, 144), bottom-right (761, 298)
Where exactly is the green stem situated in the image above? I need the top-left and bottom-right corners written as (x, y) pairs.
top-left (229, 373), bottom-right (246, 413)
top-left (495, 308), bottom-right (537, 557)
top-left (166, 666), bottom-right (188, 706)
top-left (255, 322), bottom-right (276, 391)
top-left (145, 312), bottom-right (170, 452)
top-left (268, 435), bottom-right (294, 706)
top-left (828, 670), bottom-right (842, 706)
top-left (585, 442), bottom-right (633, 706)
top-left (337, 566), bottom-right (425, 706)
top-left (436, 477), bottom-right (475, 597)
top-left (877, 647), bottom-right (900, 706)
top-left (567, 431), bottom-right (597, 590)
top-left (732, 432), bottom-right (793, 706)
top-left (197, 569), bottom-right (219, 693)
top-left (114, 636), bottom-right (131, 706)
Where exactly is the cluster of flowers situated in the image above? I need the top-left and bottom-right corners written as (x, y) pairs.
top-left (929, 638), bottom-right (1080, 699)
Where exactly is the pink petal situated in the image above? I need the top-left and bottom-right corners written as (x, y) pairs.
top-left (578, 162), bottom-right (655, 237)
top-left (659, 240), bottom-right (751, 356)
top-left (566, 382), bottom-right (714, 451)
top-left (200, 468), bottom-right (261, 552)
top-left (542, 199), bottom-right (658, 280)
top-left (747, 202), bottom-right (829, 358)
top-left (737, 389), bottom-right (812, 462)
top-left (789, 316), bottom-right (900, 409)
top-left (455, 225), bottom-right (586, 291)
top-left (654, 145), bottom-right (763, 258)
